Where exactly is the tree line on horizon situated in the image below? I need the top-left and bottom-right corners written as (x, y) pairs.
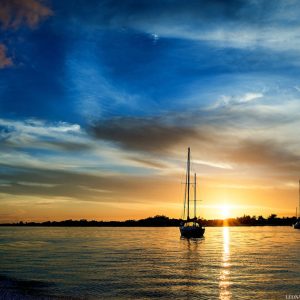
top-left (0, 214), bottom-right (298, 227)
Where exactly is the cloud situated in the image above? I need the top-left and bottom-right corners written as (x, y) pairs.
top-left (88, 98), bottom-right (300, 185)
top-left (0, 44), bottom-right (13, 68)
top-left (194, 160), bottom-right (233, 170)
top-left (0, 164), bottom-right (172, 203)
top-left (61, 0), bottom-right (300, 51)
top-left (0, 117), bottom-right (175, 183)
top-left (212, 92), bottom-right (264, 108)
top-left (240, 93), bottom-right (263, 103)
top-left (127, 157), bottom-right (167, 169)
top-left (0, 0), bottom-right (53, 68)
top-left (1, 110), bottom-right (300, 220)
top-left (90, 116), bottom-right (201, 153)
top-left (0, 0), bottom-right (52, 29)
top-left (0, 165), bottom-right (100, 199)
top-left (17, 181), bottom-right (57, 188)
top-left (66, 47), bottom-right (141, 120)
top-left (89, 96), bottom-right (299, 154)
top-left (0, 117), bottom-right (181, 204)
top-left (226, 139), bottom-right (300, 174)
top-left (0, 118), bottom-right (90, 152)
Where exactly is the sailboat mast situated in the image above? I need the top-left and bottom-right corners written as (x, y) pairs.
top-left (187, 147), bottom-right (190, 220)
top-left (183, 171), bottom-right (187, 219)
top-left (194, 173), bottom-right (196, 219)
top-left (298, 179), bottom-right (300, 219)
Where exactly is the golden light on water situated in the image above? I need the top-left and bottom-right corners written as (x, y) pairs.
top-left (219, 227), bottom-right (231, 300)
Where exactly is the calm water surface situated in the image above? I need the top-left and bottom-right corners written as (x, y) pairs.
top-left (0, 226), bottom-right (299, 299)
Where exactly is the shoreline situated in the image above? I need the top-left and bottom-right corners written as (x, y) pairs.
top-left (0, 215), bottom-right (298, 227)
top-left (0, 224), bottom-right (295, 227)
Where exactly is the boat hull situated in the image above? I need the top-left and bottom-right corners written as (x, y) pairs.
top-left (294, 221), bottom-right (300, 229)
top-left (180, 226), bottom-right (205, 238)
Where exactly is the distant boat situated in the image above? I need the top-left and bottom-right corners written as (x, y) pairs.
top-left (294, 180), bottom-right (300, 229)
top-left (180, 147), bottom-right (205, 238)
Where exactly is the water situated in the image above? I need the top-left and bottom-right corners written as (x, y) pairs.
top-left (0, 226), bottom-right (299, 299)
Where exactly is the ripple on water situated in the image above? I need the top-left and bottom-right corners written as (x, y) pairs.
top-left (0, 226), bottom-right (299, 299)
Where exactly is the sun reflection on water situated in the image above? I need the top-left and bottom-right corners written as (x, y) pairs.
top-left (219, 227), bottom-right (231, 300)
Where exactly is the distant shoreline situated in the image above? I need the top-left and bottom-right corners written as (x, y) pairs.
top-left (0, 214), bottom-right (297, 227)
top-left (0, 224), bottom-right (295, 227)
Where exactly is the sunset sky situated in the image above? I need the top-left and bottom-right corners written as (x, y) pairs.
top-left (1, 0), bottom-right (300, 222)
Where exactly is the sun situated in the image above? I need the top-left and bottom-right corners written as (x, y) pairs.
top-left (220, 204), bottom-right (231, 219)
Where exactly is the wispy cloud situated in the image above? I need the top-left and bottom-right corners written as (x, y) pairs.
top-left (63, 0), bottom-right (300, 51)
top-left (194, 160), bottom-right (233, 170)
top-left (17, 181), bottom-right (58, 188)
top-left (212, 92), bottom-right (264, 108)
top-left (0, 118), bottom-right (87, 152)
top-left (66, 43), bottom-right (141, 120)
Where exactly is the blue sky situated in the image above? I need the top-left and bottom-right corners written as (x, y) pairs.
top-left (1, 0), bottom-right (300, 221)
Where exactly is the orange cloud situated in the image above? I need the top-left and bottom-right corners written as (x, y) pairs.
top-left (0, 0), bottom-right (52, 29)
top-left (0, 0), bottom-right (53, 68)
top-left (0, 44), bottom-right (13, 68)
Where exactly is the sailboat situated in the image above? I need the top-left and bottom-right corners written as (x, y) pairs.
top-left (294, 180), bottom-right (300, 229)
top-left (180, 147), bottom-right (205, 238)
